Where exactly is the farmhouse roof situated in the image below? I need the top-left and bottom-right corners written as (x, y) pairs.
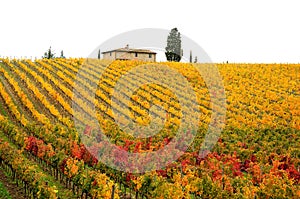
top-left (102, 47), bottom-right (157, 54)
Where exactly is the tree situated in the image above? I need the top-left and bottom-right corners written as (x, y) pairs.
top-left (97, 49), bottom-right (101, 59)
top-left (60, 50), bottom-right (65, 58)
top-left (165, 28), bottom-right (182, 62)
top-left (43, 46), bottom-right (55, 59)
top-left (189, 50), bottom-right (193, 63)
top-left (194, 56), bottom-right (198, 63)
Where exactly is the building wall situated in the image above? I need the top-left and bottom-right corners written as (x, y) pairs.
top-left (127, 52), bottom-right (156, 62)
top-left (116, 51), bottom-right (129, 60)
top-left (103, 51), bottom-right (156, 62)
top-left (103, 51), bottom-right (116, 60)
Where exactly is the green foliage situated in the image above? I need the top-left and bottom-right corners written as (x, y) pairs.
top-left (60, 50), bottom-right (65, 58)
top-left (165, 28), bottom-right (182, 62)
top-left (43, 46), bottom-right (55, 59)
top-left (97, 49), bottom-right (101, 59)
top-left (194, 56), bottom-right (198, 63)
top-left (0, 182), bottom-right (12, 199)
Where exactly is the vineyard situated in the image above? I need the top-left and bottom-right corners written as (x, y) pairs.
top-left (0, 58), bottom-right (299, 198)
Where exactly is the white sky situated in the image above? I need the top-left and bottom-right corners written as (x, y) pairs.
top-left (1, 0), bottom-right (300, 63)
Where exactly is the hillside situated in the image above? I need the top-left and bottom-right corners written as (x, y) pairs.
top-left (0, 58), bottom-right (299, 198)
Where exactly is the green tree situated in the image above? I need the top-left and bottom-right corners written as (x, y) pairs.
top-left (43, 46), bottom-right (55, 59)
top-left (165, 28), bottom-right (182, 62)
top-left (194, 56), bottom-right (198, 63)
top-left (60, 50), bottom-right (65, 58)
top-left (97, 49), bottom-right (101, 59)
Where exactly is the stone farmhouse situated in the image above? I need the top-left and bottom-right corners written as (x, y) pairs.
top-left (102, 45), bottom-right (156, 62)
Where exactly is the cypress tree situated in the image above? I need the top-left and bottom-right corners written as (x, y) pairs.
top-left (165, 28), bottom-right (182, 62)
top-left (98, 49), bottom-right (101, 59)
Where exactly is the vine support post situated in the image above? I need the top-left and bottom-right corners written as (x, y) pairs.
top-left (111, 184), bottom-right (115, 199)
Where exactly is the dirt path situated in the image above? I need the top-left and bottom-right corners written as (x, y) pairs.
top-left (0, 168), bottom-right (26, 199)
